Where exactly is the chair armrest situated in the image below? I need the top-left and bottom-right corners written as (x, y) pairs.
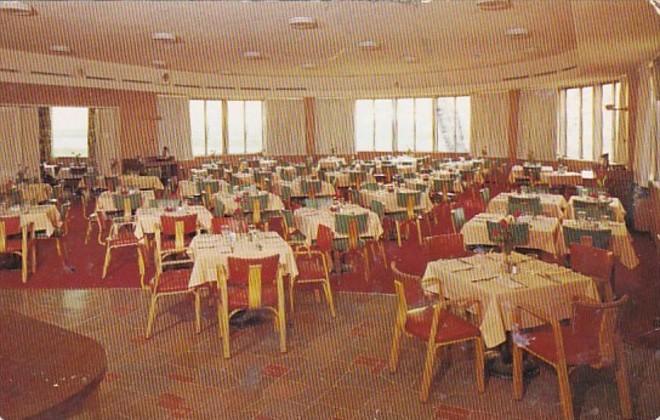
top-left (513, 303), bottom-right (556, 327)
top-left (513, 303), bottom-right (567, 362)
top-left (448, 298), bottom-right (483, 326)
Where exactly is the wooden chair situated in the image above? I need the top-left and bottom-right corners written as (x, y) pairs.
top-left (393, 191), bottom-right (423, 247)
top-left (291, 250), bottom-right (336, 317)
top-left (563, 225), bottom-right (612, 250)
top-left (100, 212), bottom-right (145, 287)
top-left (450, 207), bottom-right (467, 233)
top-left (145, 243), bottom-right (200, 339)
top-left (512, 296), bottom-right (631, 420)
top-left (334, 212), bottom-right (371, 281)
top-left (508, 195), bottom-right (542, 216)
top-left (281, 209), bottom-right (306, 246)
top-left (216, 255), bottom-right (287, 358)
top-left (423, 233), bottom-right (469, 261)
top-left (0, 216), bottom-right (35, 283)
top-left (155, 214), bottom-right (198, 267)
top-left (211, 216), bottom-right (248, 234)
top-left (389, 262), bottom-right (485, 402)
top-left (36, 201), bottom-right (71, 263)
top-left (570, 243), bottom-right (615, 302)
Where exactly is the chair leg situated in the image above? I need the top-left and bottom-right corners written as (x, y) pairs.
top-left (84, 220), bottom-right (92, 244)
top-left (420, 342), bottom-right (438, 402)
top-left (475, 337), bottom-right (485, 393)
top-left (388, 325), bottom-right (404, 373)
top-left (556, 363), bottom-right (575, 420)
top-left (395, 221), bottom-right (402, 247)
top-left (21, 251), bottom-right (28, 283)
top-left (102, 245), bottom-right (111, 279)
top-left (194, 291), bottom-right (201, 334)
top-left (415, 219), bottom-right (423, 245)
top-left (513, 343), bottom-right (524, 400)
top-left (322, 281), bottom-right (336, 318)
top-left (145, 294), bottom-right (159, 339)
top-left (31, 244), bottom-right (37, 273)
top-left (289, 279), bottom-right (296, 315)
top-left (278, 311), bottom-right (287, 353)
top-left (614, 344), bottom-right (633, 419)
top-left (378, 241), bottom-right (387, 266)
top-left (55, 238), bottom-right (62, 257)
top-left (221, 309), bottom-right (231, 359)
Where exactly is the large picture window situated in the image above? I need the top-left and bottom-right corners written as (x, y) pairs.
top-left (227, 100), bottom-right (263, 154)
top-left (436, 96), bottom-right (470, 153)
top-left (189, 100), bottom-right (222, 157)
top-left (559, 81), bottom-right (622, 161)
top-left (51, 107), bottom-right (89, 157)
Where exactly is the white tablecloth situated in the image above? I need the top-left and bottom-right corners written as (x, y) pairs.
top-left (487, 193), bottom-right (567, 219)
top-left (119, 175), bottom-right (164, 190)
top-left (178, 180), bottom-right (231, 198)
top-left (215, 192), bottom-right (284, 216)
top-left (293, 204), bottom-right (383, 244)
top-left (133, 205), bottom-right (212, 238)
top-left (566, 196), bottom-right (626, 223)
top-left (359, 187), bottom-right (433, 213)
top-left (95, 190), bottom-right (156, 213)
top-left (3, 204), bottom-right (61, 237)
top-left (188, 231), bottom-right (298, 288)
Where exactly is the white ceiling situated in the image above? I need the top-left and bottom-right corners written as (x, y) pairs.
top-left (0, 0), bottom-right (658, 95)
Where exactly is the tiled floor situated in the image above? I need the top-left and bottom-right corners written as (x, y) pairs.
top-left (1, 288), bottom-right (658, 419)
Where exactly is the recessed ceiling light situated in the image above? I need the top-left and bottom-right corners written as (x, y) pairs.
top-left (358, 40), bottom-right (380, 51)
top-left (243, 50), bottom-right (263, 60)
top-left (402, 55), bottom-right (418, 63)
top-left (152, 32), bottom-right (178, 43)
top-left (289, 16), bottom-right (318, 30)
top-left (505, 27), bottom-right (529, 37)
top-left (475, 0), bottom-right (511, 11)
top-left (301, 62), bottom-right (317, 69)
top-left (0, 1), bottom-right (36, 16)
top-left (152, 59), bottom-right (166, 68)
top-left (50, 45), bottom-right (71, 54)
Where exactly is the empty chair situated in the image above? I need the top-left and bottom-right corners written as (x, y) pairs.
top-left (111, 191), bottom-right (142, 217)
top-left (291, 250), bottom-right (336, 317)
top-left (563, 225), bottom-right (612, 250)
top-left (573, 199), bottom-right (614, 220)
top-left (508, 195), bottom-right (542, 216)
top-left (450, 207), bottom-right (467, 233)
top-left (100, 212), bottom-right (145, 287)
top-left (486, 220), bottom-right (530, 251)
top-left (301, 179), bottom-right (322, 198)
top-left (570, 243), bottom-right (616, 301)
top-left (512, 296), bottom-right (631, 420)
top-left (156, 214), bottom-right (198, 265)
top-left (334, 212), bottom-right (371, 281)
top-left (0, 216), bottom-right (35, 283)
top-left (216, 255), bottom-right (287, 358)
top-left (211, 216), bottom-right (248, 234)
top-left (389, 262), bottom-right (485, 402)
top-left (423, 233), bottom-right (469, 261)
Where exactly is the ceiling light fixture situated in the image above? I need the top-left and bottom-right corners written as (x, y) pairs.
top-left (475, 0), bottom-right (511, 11)
top-left (152, 32), bottom-right (178, 43)
top-left (152, 59), bottom-right (167, 68)
top-left (243, 50), bottom-right (263, 60)
top-left (0, 1), bottom-right (36, 16)
top-left (289, 16), bottom-right (318, 30)
top-left (505, 27), bottom-right (529, 38)
top-left (357, 40), bottom-right (380, 51)
top-left (301, 62), bottom-right (317, 69)
top-left (49, 44), bottom-right (72, 54)
top-left (402, 55), bottom-right (418, 63)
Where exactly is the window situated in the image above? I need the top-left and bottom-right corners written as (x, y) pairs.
top-left (51, 107), bottom-right (89, 157)
top-left (354, 98), bottom-right (434, 152)
top-left (436, 96), bottom-right (470, 153)
top-left (227, 100), bottom-right (263, 154)
top-left (560, 81), bottom-right (621, 161)
top-left (189, 100), bottom-right (222, 156)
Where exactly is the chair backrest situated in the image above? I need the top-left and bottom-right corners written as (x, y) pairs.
top-left (479, 187), bottom-right (490, 205)
top-left (335, 212), bottom-right (368, 249)
top-left (315, 224), bottom-right (334, 253)
top-left (242, 194), bottom-right (269, 224)
top-left (213, 197), bottom-right (226, 217)
top-left (280, 170), bottom-right (295, 182)
top-left (396, 191), bottom-right (421, 218)
top-left (149, 199), bottom-right (181, 209)
top-left (347, 188), bottom-right (360, 205)
top-left (301, 179), bottom-right (322, 197)
top-left (160, 214), bottom-right (197, 249)
top-left (281, 209), bottom-right (295, 230)
top-left (570, 243), bottom-right (614, 282)
top-left (198, 179), bottom-right (220, 196)
top-left (112, 192), bottom-right (141, 215)
top-left (423, 233), bottom-right (468, 260)
top-left (227, 255), bottom-right (280, 307)
top-left (573, 199), bottom-right (614, 220)
top-left (304, 197), bottom-right (332, 209)
top-left (450, 207), bottom-right (466, 233)
top-left (570, 295), bottom-right (629, 368)
top-left (0, 216), bottom-right (22, 252)
top-left (413, 182), bottom-right (428, 193)
top-left (508, 195), bottom-right (542, 216)
top-left (391, 261), bottom-right (426, 309)
top-left (563, 225), bottom-right (612, 250)
top-left (267, 216), bottom-right (287, 240)
top-left (370, 200), bottom-right (385, 220)
top-left (361, 182), bottom-right (379, 191)
top-left (280, 184), bottom-right (292, 203)
top-left (430, 202), bottom-right (453, 234)
top-left (349, 171), bottom-right (366, 187)
top-left (486, 220), bottom-right (530, 247)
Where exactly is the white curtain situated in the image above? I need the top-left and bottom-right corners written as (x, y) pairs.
top-left (264, 99), bottom-right (306, 156)
top-left (517, 89), bottom-right (557, 161)
top-left (156, 95), bottom-right (192, 161)
top-left (471, 92), bottom-right (509, 158)
top-left (0, 106), bottom-right (39, 182)
top-left (94, 108), bottom-right (121, 176)
top-left (632, 63), bottom-right (657, 185)
top-left (315, 98), bottom-right (354, 155)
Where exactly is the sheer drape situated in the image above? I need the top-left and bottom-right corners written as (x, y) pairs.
top-left (517, 89), bottom-right (557, 161)
top-left (264, 99), bottom-right (305, 156)
top-left (471, 93), bottom-right (509, 158)
top-left (0, 106), bottom-right (40, 182)
top-left (633, 64), bottom-right (657, 185)
top-left (93, 108), bottom-right (121, 176)
top-left (315, 98), bottom-right (354, 155)
top-left (38, 107), bottom-right (51, 163)
top-left (87, 108), bottom-right (98, 167)
top-left (156, 95), bottom-right (193, 161)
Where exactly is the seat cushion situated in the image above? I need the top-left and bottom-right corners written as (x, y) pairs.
top-left (521, 324), bottom-right (602, 366)
top-left (161, 237), bottom-right (193, 251)
top-left (405, 306), bottom-right (481, 344)
top-left (153, 268), bottom-right (192, 293)
top-left (109, 231), bottom-right (139, 247)
top-left (0, 238), bottom-right (23, 253)
top-left (226, 286), bottom-right (278, 310)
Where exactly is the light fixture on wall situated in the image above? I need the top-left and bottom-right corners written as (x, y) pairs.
top-left (605, 104), bottom-right (629, 111)
top-left (152, 32), bottom-right (180, 44)
top-left (476, 0), bottom-right (511, 11)
top-left (289, 16), bottom-right (318, 30)
top-left (50, 44), bottom-right (72, 54)
top-left (0, 1), bottom-right (36, 16)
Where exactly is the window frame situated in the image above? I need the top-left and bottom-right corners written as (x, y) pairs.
top-left (50, 106), bottom-right (90, 158)
top-left (227, 100), bottom-right (264, 155)
top-left (435, 95), bottom-right (471, 153)
top-left (189, 99), bottom-right (222, 157)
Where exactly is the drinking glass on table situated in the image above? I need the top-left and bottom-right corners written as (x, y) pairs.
top-left (577, 210), bottom-right (587, 223)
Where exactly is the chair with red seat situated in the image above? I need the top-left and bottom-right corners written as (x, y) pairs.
top-left (0, 216), bottom-right (35, 283)
top-left (100, 212), bottom-right (145, 287)
top-left (266, 215), bottom-right (287, 240)
top-left (291, 250), bottom-right (336, 317)
top-left (211, 216), bottom-right (248, 234)
top-left (512, 295), bottom-right (631, 420)
top-left (216, 255), bottom-right (286, 358)
top-left (156, 213), bottom-right (198, 265)
top-left (145, 242), bottom-right (200, 339)
top-left (423, 233), bottom-right (469, 261)
top-left (570, 243), bottom-right (615, 302)
top-left (429, 202), bottom-right (454, 235)
top-left (389, 262), bottom-right (485, 402)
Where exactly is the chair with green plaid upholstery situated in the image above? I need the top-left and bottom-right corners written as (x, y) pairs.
top-left (112, 192), bottom-right (142, 217)
top-left (242, 194), bottom-right (270, 225)
top-left (432, 178), bottom-right (455, 202)
top-left (349, 171), bottom-right (367, 189)
top-left (394, 191), bottom-right (423, 246)
top-left (508, 195), bottom-right (542, 216)
top-left (573, 199), bottom-right (614, 220)
top-left (486, 220), bottom-right (530, 250)
top-left (563, 225), bottom-right (612, 250)
top-left (280, 209), bottom-right (306, 245)
top-left (450, 207), bottom-right (466, 233)
top-left (149, 199), bottom-right (182, 209)
top-left (361, 182), bottom-right (379, 191)
top-left (334, 212), bottom-right (371, 282)
top-left (197, 179), bottom-right (221, 208)
top-left (301, 179), bottom-right (322, 198)
top-left (304, 197), bottom-right (333, 209)
top-left (213, 197), bottom-right (226, 217)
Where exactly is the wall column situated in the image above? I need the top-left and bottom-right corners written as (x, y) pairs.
top-left (304, 97), bottom-right (316, 156)
top-left (507, 89), bottom-right (520, 163)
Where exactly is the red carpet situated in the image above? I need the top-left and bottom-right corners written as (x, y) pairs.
top-left (1, 199), bottom-right (658, 346)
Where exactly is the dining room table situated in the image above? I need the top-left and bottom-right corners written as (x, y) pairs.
top-left (95, 190), bottom-right (156, 213)
top-left (359, 186), bottom-right (433, 213)
top-left (422, 252), bottom-right (600, 349)
top-left (17, 183), bottom-right (53, 204)
top-left (487, 192), bottom-right (568, 219)
top-left (214, 190), bottom-right (285, 216)
top-left (293, 203), bottom-right (383, 245)
top-left (0, 204), bottom-right (61, 237)
top-left (178, 179), bottom-right (231, 199)
top-left (118, 175), bottom-right (164, 191)
top-left (187, 230), bottom-right (298, 288)
top-left (133, 205), bottom-right (213, 239)
top-left (566, 195), bottom-right (626, 222)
